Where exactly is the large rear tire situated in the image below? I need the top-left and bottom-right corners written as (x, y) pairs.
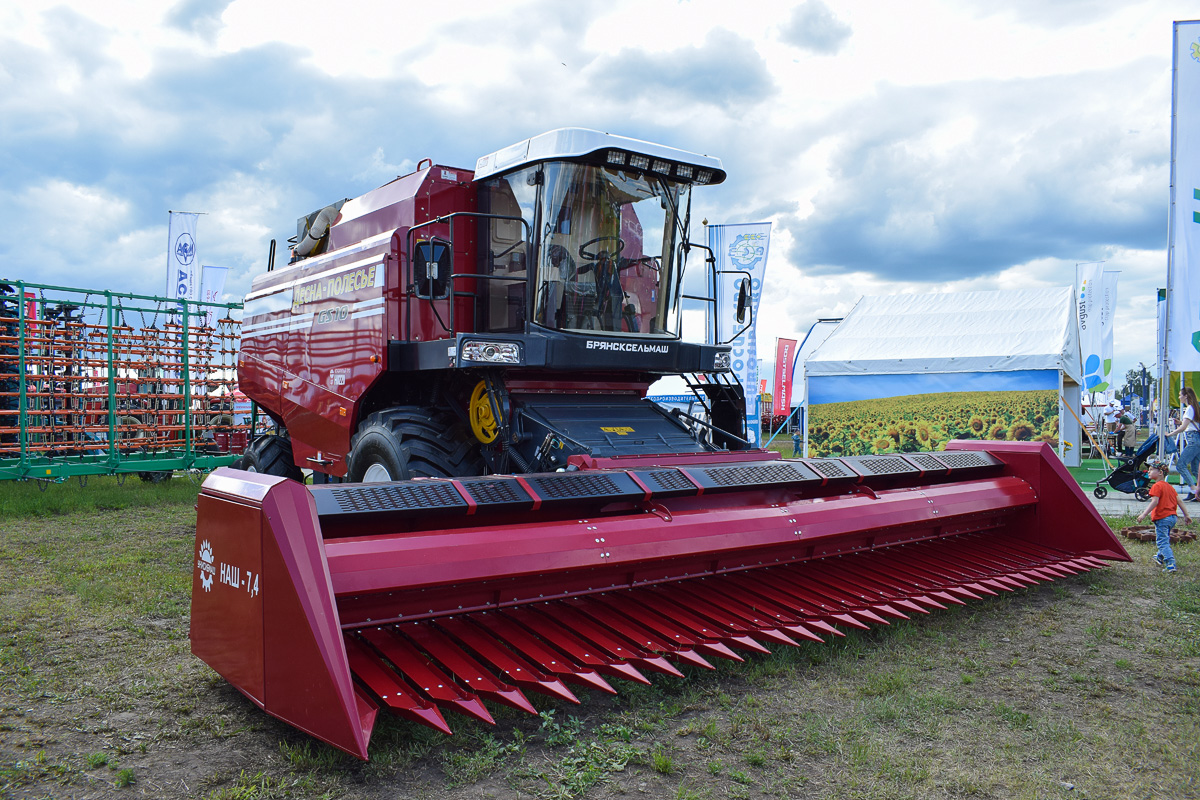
top-left (240, 434), bottom-right (304, 481)
top-left (347, 406), bottom-right (483, 483)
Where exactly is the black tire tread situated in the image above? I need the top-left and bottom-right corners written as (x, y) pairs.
top-left (348, 405), bottom-right (483, 481)
top-left (242, 434), bottom-right (304, 480)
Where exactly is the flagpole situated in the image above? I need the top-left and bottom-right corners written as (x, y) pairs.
top-left (1159, 22), bottom-right (1181, 458)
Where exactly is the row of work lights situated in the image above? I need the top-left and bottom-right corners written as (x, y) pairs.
top-left (605, 150), bottom-right (715, 184)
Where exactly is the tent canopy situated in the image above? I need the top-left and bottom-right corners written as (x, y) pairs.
top-left (806, 287), bottom-right (1081, 382)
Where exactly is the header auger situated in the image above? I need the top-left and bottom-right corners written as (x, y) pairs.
top-left (192, 129), bottom-right (1128, 758)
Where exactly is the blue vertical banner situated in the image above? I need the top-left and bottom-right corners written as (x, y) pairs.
top-left (708, 222), bottom-right (771, 444)
top-left (167, 211), bottom-right (200, 302)
top-left (200, 265), bottom-right (230, 328)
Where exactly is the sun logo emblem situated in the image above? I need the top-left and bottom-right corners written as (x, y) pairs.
top-left (198, 539), bottom-right (215, 592)
top-left (1192, 40), bottom-right (1200, 63)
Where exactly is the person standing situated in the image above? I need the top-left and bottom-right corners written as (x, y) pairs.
top-left (791, 430), bottom-right (801, 457)
top-left (1167, 387), bottom-right (1200, 501)
top-left (1136, 459), bottom-right (1189, 573)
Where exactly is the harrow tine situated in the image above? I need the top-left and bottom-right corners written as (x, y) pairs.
top-left (467, 611), bottom-right (616, 694)
top-left (358, 628), bottom-right (495, 725)
top-left (397, 622), bottom-right (537, 715)
top-left (344, 636), bottom-right (451, 734)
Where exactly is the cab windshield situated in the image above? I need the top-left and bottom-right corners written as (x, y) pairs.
top-left (535, 163), bottom-right (687, 336)
top-left (476, 162), bottom-right (690, 336)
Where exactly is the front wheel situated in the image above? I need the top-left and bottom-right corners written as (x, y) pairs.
top-left (1134, 487), bottom-right (1150, 502)
top-left (1093, 486), bottom-right (1108, 499)
top-left (239, 434), bottom-right (304, 481)
top-left (347, 406), bottom-right (483, 483)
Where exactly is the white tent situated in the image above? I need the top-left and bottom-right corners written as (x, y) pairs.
top-left (804, 287), bottom-right (1084, 465)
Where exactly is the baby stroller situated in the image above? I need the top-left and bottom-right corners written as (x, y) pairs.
top-left (1092, 432), bottom-right (1162, 500)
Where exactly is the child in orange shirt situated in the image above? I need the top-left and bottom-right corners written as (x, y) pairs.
top-left (1136, 460), bottom-right (1190, 573)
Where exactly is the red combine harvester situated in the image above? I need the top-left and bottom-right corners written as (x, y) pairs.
top-left (192, 129), bottom-right (1129, 759)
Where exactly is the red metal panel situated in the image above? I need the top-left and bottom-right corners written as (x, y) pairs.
top-left (633, 588), bottom-right (772, 654)
top-left (345, 636), bottom-right (452, 732)
top-left (190, 493), bottom-right (265, 706)
top-left (397, 621), bottom-right (537, 715)
top-left (503, 607), bottom-right (650, 685)
top-left (357, 628), bottom-right (494, 724)
top-left (566, 598), bottom-right (715, 670)
top-left (463, 611), bottom-right (615, 694)
top-left (546, 604), bottom-right (683, 677)
top-left (592, 592), bottom-right (745, 662)
top-left (690, 579), bottom-right (825, 643)
top-left (433, 617), bottom-right (579, 704)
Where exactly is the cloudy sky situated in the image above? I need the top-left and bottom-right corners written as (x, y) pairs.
top-left (1, 0), bottom-right (1194, 391)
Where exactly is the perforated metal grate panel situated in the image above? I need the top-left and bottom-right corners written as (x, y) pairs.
top-left (700, 463), bottom-right (805, 486)
top-left (681, 460), bottom-right (823, 492)
top-left (527, 474), bottom-right (624, 499)
top-left (938, 451), bottom-right (994, 469)
top-left (328, 482), bottom-right (465, 514)
top-left (842, 456), bottom-right (919, 477)
top-left (642, 470), bottom-right (697, 493)
top-left (522, 472), bottom-right (644, 506)
top-left (908, 454), bottom-right (947, 472)
top-left (459, 478), bottom-right (529, 506)
top-left (804, 459), bottom-right (858, 480)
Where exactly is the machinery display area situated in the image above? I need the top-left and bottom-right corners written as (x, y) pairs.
top-left (192, 129), bottom-right (1130, 759)
top-left (0, 281), bottom-right (248, 481)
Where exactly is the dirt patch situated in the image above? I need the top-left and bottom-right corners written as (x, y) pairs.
top-left (1, 509), bottom-right (1198, 799)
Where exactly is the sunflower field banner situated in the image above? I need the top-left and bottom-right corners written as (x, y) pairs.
top-left (806, 370), bottom-right (1060, 458)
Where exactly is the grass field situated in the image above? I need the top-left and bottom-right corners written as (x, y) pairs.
top-left (1, 476), bottom-right (1198, 799)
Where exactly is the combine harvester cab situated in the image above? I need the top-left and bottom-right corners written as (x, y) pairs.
top-left (192, 439), bottom-right (1128, 759)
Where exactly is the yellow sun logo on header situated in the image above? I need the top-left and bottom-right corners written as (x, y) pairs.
top-left (1193, 40), bottom-right (1200, 62)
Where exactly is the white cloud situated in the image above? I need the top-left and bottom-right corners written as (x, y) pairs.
top-left (0, 0), bottom-right (1194, 397)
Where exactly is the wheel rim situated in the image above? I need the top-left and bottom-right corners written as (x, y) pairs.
top-left (363, 462), bottom-right (394, 483)
top-left (469, 381), bottom-right (499, 443)
top-left (246, 464), bottom-right (258, 473)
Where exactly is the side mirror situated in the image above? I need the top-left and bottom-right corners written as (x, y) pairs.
top-left (735, 278), bottom-right (751, 324)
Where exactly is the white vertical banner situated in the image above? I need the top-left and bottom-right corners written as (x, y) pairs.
top-left (1158, 287), bottom-right (1168, 378)
top-left (1168, 21), bottom-right (1200, 372)
top-left (709, 222), bottom-right (771, 445)
top-left (1077, 261), bottom-right (1107, 392)
top-left (167, 211), bottom-right (200, 302)
top-left (200, 266), bottom-right (229, 328)
top-left (1101, 270), bottom-right (1119, 390)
